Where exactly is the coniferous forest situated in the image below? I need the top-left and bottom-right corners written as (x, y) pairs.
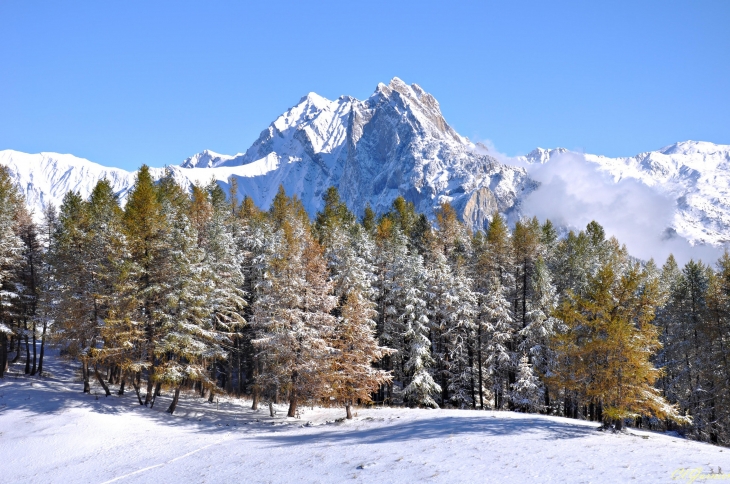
top-left (2, 164), bottom-right (730, 447)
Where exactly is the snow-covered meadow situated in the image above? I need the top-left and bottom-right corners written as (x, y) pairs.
top-left (1, 350), bottom-right (728, 483)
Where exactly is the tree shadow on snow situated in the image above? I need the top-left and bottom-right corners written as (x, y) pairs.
top-left (0, 352), bottom-right (302, 436)
top-left (258, 414), bottom-right (592, 446)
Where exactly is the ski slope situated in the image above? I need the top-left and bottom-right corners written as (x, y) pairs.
top-left (1, 350), bottom-right (727, 483)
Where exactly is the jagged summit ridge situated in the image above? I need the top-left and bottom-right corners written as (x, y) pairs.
top-left (0, 78), bottom-right (532, 231)
top-left (178, 77), bottom-right (532, 229)
top-left (4, 78), bottom-right (730, 246)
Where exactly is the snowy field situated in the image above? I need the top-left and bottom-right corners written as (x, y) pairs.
top-left (1, 350), bottom-right (728, 483)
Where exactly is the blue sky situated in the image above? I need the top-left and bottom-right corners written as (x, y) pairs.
top-left (1, 1), bottom-right (728, 171)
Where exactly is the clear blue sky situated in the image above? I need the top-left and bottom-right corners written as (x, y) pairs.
top-left (1, 1), bottom-right (728, 170)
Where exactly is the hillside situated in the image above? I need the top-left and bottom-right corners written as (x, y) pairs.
top-left (1, 350), bottom-right (727, 483)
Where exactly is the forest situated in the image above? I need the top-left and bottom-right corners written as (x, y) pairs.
top-left (0, 164), bottom-right (727, 446)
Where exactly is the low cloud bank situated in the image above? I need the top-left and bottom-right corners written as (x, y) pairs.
top-left (520, 151), bottom-right (724, 266)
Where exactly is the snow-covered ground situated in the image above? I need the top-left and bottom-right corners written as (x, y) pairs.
top-left (1, 350), bottom-right (728, 483)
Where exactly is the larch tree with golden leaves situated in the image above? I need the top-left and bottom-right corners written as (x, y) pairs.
top-left (554, 260), bottom-right (687, 430)
top-left (330, 290), bottom-right (394, 419)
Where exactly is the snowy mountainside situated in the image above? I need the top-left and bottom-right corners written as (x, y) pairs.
top-left (1, 79), bottom-right (534, 230)
top-left (3, 79), bottom-right (730, 247)
top-left (182, 77), bottom-right (536, 229)
top-left (518, 141), bottom-right (730, 245)
top-left (0, 149), bottom-right (298, 217)
top-left (0, 150), bottom-right (141, 215)
top-left (181, 149), bottom-right (241, 168)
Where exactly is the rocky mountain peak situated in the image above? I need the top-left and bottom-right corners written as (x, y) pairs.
top-left (171, 78), bottom-right (534, 230)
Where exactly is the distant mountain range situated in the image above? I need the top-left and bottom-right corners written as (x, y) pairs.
top-left (2, 78), bottom-right (729, 247)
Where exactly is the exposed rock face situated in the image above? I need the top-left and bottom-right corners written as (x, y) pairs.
top-left (457, 187), bottom-right (499, 231)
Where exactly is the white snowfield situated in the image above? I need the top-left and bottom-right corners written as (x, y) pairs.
top-left (1, 351), bottom-right (728, 483)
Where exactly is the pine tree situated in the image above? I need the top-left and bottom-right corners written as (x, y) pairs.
top-left (371, 218), bottom-right (408, 403)
top-left (518, 256), bottom-right (557, 411)
top-left (252, 187), bottom-right (337, 417)
top-left (475, 213), bottom-right (516, 409)
top-left (427, 203), bottom-right (478, 407)
top-left (0, 166), bottom-right (25, 377)
top-left (153, 194), bottom-right (227, 414)
top-left (400, 253), bottom-right (441, 408)
top-left (123, 165), bottom-right (168, 404)
top-left (704, 252), bottom-right (730, 444)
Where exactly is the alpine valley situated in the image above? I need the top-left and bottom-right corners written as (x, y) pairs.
top-left (2, 77), bottom-right (729, 247)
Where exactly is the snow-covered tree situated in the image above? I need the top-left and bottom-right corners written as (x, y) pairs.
top-left (330, 290), bottom-right (394, 418)
top-left (518, 256), bottom-right (557, 410)
top-left (252, 187), bottom-right (337, 417)
top-left (511, 354), bottom-right (543, 412)
top-left (0, 166), bottom-right (25, 378)
top-left (397, 252), bottom-right (440, 408)
top-left (153, 195), bottom-right (228, 414)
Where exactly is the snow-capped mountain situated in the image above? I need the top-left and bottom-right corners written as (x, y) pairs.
top-left (180, 78), bottom-right (535, 229)
top-left (2, 78), bottom-right (729, 248)
top-left (181, 150), bottom-right (241, 168)
top-left (0, 150), bottom-right (141, 214)
top-left (518, 141), bottom-right (730, 245)
top-left (1, 78), bottom-right (534, 231)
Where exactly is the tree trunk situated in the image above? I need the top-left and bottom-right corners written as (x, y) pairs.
top-left (82, 359), bottom-right (91, 393)
top-left (131, 372), bottom-right (144, 405)
top-left (208, 387), bottom-right (215, 403)
top-left (226, 357), bottom-right (233, 394)
top-left (251, 388), bottom-right (259, 410)
top-left (30, 321), bottom-right (37, 375)
top-left (150, 382), bottom-right (162, 408)
top-left (346, 404), bottom-right (352, 420)
top-left (477, 326), bottom-right (484, 409)
top-left (269, 401), bottom-right (275, 417)
top-left (0, 332), bottom-right (7, 378)
top-left (24, 332), bottom-right (31, 374)
top-left (237, 340), bottom-right (244, 397)
top-left (144, 375), bottom-right (154, 406)
top-left (167, 386), bottom-right (181, 414)
top-left (11, 334), bottom-right (21, 363)
top-left (287, 389), bottom-right (297, 418)
top-left (94, 365), bottom-right (112, 396)
top-left (37, 322), bottom-right (47, 375)
top-left (118, 371), bottom-right (126, 395)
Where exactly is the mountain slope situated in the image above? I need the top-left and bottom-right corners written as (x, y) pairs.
top-left (2, 79), bottom-right (729, 248)
top-left (0, 150), bottom-right (141, 214)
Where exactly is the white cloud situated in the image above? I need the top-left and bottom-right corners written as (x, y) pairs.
top-left (521, 151), bottom-right (724, 266)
